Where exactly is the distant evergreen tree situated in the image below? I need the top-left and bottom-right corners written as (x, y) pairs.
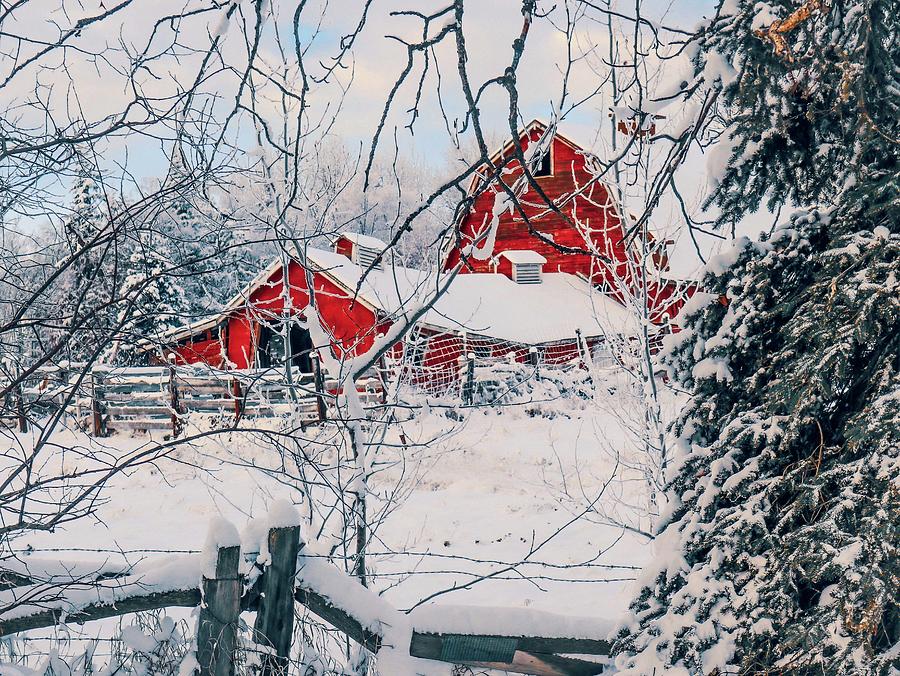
top-left (161, 142), bottom-right (259, 320)
top-left (60, 171), bottom-right (118, 361)
top-left (614, 1), bottom-right (899, 674)
top-left (109, 235), bottom-right (186, 365)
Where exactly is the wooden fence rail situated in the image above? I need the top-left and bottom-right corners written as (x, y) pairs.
top-left (7, 363), bottom-right (384, 437)
top-left (0, 525), bottom-right (610, 676)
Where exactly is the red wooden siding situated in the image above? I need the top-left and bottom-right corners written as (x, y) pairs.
top-left (442, 122), bottom-right (694, 325)
top-left (173, 260), bottom-right (386, 370)
top-left (443, 127), bottom-right (631, 289)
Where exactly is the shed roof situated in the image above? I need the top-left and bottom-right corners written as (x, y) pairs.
top-left (498, 250), bottom-right (547, 265)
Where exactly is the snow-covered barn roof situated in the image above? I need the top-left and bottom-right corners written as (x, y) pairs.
top-left (299, 247), bottom-right (631, 344)
top-left (422, 273), bottom-right (631, 344)
top-left (158, 244), bottom-right (634, 347)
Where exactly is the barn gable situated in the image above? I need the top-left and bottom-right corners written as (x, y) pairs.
top-left (442, 120), bottom-right (625, 278)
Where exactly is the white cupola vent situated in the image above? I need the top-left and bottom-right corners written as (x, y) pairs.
top-left (335, 232), bottom-right (388, 270)
top-left (499, 250), bottom-right (547, 284)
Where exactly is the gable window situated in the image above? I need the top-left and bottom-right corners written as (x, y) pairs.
top-left (533, 146), bottom-right (552, 177)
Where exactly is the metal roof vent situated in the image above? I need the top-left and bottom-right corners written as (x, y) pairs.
top-left (499, 250), bottom-right (546, 284)
top-left (512, 263), bottom-right (542, 284)
top-left (334, 232), bottom-right (387, 270)
top-left (355, 244), bottom-right (382, 270)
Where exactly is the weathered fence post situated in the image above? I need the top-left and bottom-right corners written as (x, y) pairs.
top-left (529, 346), bottom-right (540, 380)
top-left (313, 354), bottom-right (327, 422)
top-left (462, 353), bottom-right (475, 405)
top-left (197, 544), bottom-right (242, 676)
top-left (168, 365), bottom-right (182, 438)
top-left (231, 378), bottom-right (243, 420)
top-left (253, 526), bottom-right (301, 675)
top-left (91, 370), bottom-right (106, 437)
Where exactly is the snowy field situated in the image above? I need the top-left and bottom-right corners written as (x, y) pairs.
top-left (5, 386), bottom-right (666, 668)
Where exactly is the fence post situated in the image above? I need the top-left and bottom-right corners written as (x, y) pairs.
top-left (313, 354), bottom-right (327, 422)
top-left (197, 544), bottom-right (242, 676)
top-left (15, 381), bottom-right (28, 433)
top-left (462, 353), bottom-right (475, 405)
top-left (529, 346), bottom-right (540, 381)
top-left (253, 526), bottom-right (301, 675)
top-left (231, 378), bottom-right (243, 420)
top-left (168, 365), bottom-right (182, 438)
top-left (91, 370), bottom-right (106, 437)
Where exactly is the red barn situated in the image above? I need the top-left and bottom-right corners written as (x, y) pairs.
top-left (155, 121), bottom-right (693, 391)
top-left (443, 119), bottom-right (691, 324)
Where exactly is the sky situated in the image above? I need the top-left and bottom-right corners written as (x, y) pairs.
top-left (0, 0), bottom-right (775, 276)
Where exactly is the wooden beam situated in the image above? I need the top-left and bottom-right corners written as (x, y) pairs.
top-left (408, 632), bottom-right (610, 676)
top-left (253, 527), bottom-right (301, 676)
top-left (455, 650), bottom-right (606, 676)
top-left (409, 632), bottom-right (611, 658)
top-left (0, 589), bottom-right (201, 636)
top-left (197, 545), bottom-right (241, 676)
top-left (293, 584), bottom-right (381, 654)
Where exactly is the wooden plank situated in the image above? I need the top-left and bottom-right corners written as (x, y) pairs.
top-left (293, 584), bottom-right (382, 654)
top-left (101, 383), bottom-right (167, 394)
top-left (106, 418), bottom-right (174, 431)
top-left (0, 589), bottom-right (201, 636)
top-left (106, 406), bottom-right (172, 416)
top-left (103, 391), bottom-right (169, 402)
top-left (173, 384), bottom-right (232, 395)
top-left (197, 545), bottom-right (241, 676)
top-left (455, 650), bottom-right (606, 676)
top-left (409, 633), bottom-right (610, 675)
top-left (253, 526), bottom-right (301, 675)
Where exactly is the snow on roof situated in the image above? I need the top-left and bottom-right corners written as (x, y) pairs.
top-left (304, 247), bottom-right (426, 314)
top-left (336, 232), bottom-right (388, 251)
top-left (499, 250), bottom-right (547, 265)
top-left (159, 248), bottom-right (633, 347)
top-left (422, 272), bottom-right (632, 344)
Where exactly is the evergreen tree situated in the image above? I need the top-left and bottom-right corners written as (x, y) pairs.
top-left (109, 235), bottom-right (186, 365)
top-left (614, 1), bottom-right (899, 674)
top-left (60, 172), bottom-right (118, 361)
top-left (161, 142), bottom-right (259, 320)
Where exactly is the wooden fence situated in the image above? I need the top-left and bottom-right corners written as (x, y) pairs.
top-left (0, 525), bottom-right (611, 676)
top-left (10, 361), bottom-right (385, 436)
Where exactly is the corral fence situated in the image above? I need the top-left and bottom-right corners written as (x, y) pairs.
top-left (6, 360), bottom-right (385, 436)
top-left (0, 519), bottom-right (611, 676)
top-left (4, 330), bottom-right (615, 435)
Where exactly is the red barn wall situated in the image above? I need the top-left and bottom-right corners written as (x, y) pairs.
top-left (171, 260), bottom-right (384, 370)
top-left (172, 334), bottom-right (226, 368)
top-left (443, 125), bottom-right (688, 325)
top-left (443, 129), bottom-right (632, 287)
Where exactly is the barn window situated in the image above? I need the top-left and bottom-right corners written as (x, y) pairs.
top-left (532, 146), bottom-right (552, 177)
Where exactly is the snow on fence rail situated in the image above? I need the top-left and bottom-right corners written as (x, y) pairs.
top-left (0, 511), bottom-right (613, 676)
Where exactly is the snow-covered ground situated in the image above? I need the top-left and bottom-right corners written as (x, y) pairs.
top-left (5, 387), bottom-right (664, 668)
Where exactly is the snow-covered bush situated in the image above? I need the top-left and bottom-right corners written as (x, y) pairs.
top-left (469, 361), bottom-right (595, 416)
top-left (0, 613), bottom-right (193, 676)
